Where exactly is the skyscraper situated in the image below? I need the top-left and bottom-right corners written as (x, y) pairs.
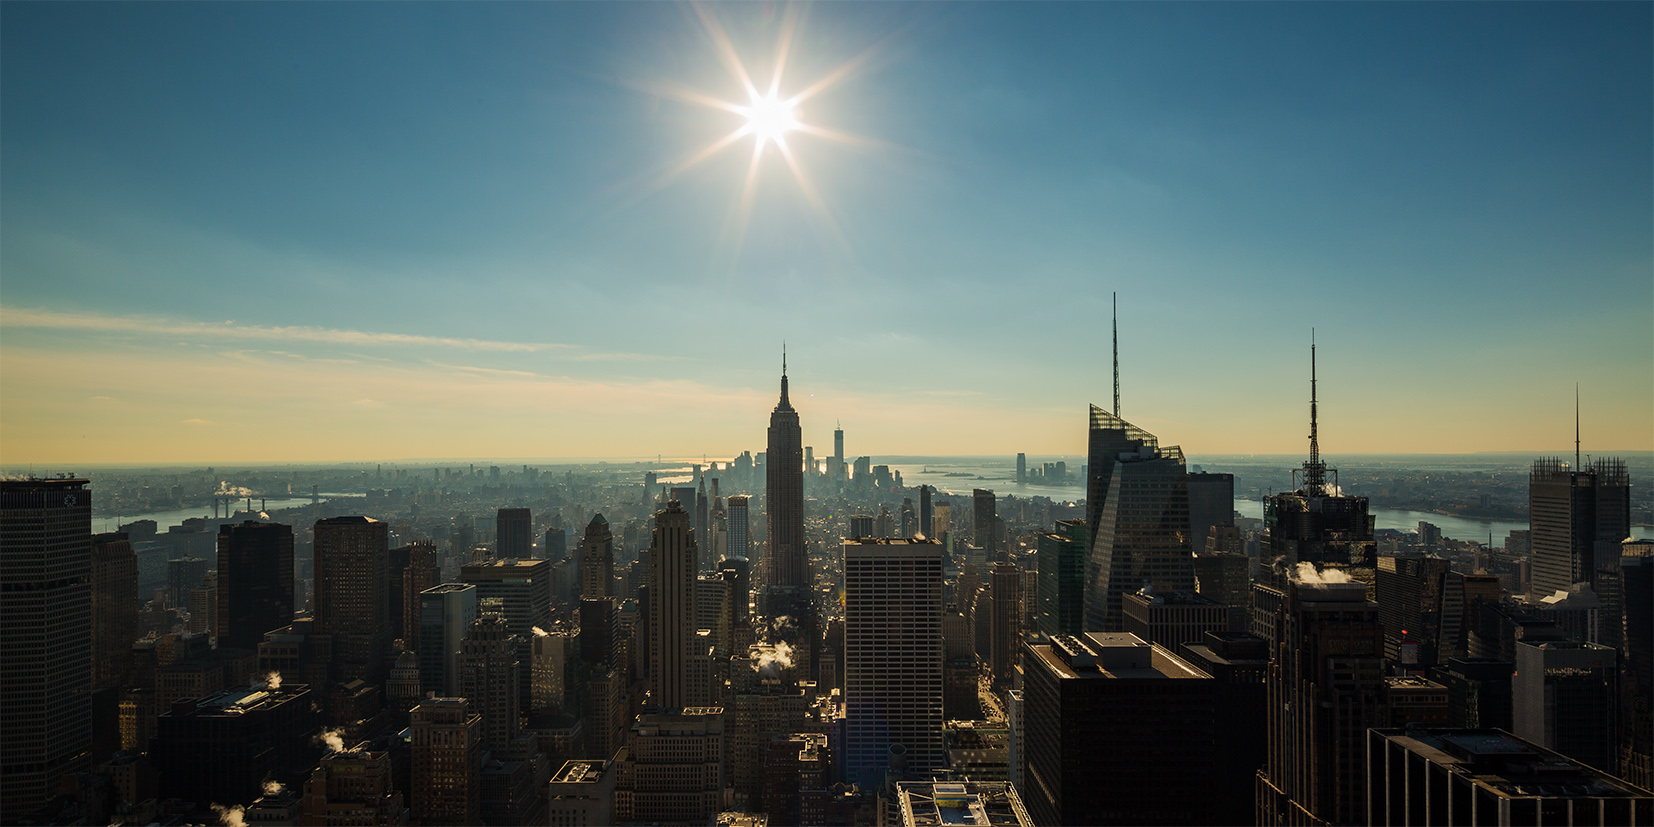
top-left (695, 475), bottom-right (709, 545)
top-left (313, 515), bottom-right (390, 684)
top-left (1256, 570), bottom-right (1387, 826)
top-left (216, 520), bottom-right (295, 651)
top-left (843, 537), bottom-right (944, 787)
top-left (1513, 639), bottom-right (1618, 774)
top-left (460, 558), bottom-right (551, 710)
top-left (1083, 427), bottom-right (1195, 633)
top-left (727, 495), bottom-right (750, 560)
top-left (650, 498), bottom-right (698, 709)
top-left (579, 513), bottom-right (614, 600)
top-left (1528, 457), bottom-right (1630, 601)
top-left (1185, 471), bottom-right (1234, 553)
top-left (91, 532), bottom-right (138, 690)
top-left (1, 478), bottom-right (92, 815)
top-left (920, 485), bottom-right (933, 538)
top-left (418, 583), bottom-right (477, 697)
top-left (459, 612), bottom-right (520, 753)
top-left (1036, 519), bottom-right (1087, 639)
top-left (1263, 343), bottom-right (1375, 580)
top-left (1084, 406), bottom-right (1156, 552)
top-left (496, 507), bottom-right (532, 559)
top-left (767, 356), bottom-right (806, 589)
top-left (973, 489), bottom-right (997, 561)
top-left (410, 698), bottom-right (483, 826)
top-left (990, 559), bottom-right (1021, 687)
top-left (1016, 453), bottom-right (1027, 484)
top-left (834, 423), bottom-right (845, 480)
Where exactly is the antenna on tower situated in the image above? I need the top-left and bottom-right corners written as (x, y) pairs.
top-left (1303, 329), bottom-right (1327, 495)
top-left (1112, 292), bottom-right (1120, 417)
top-left (783, 342), bottom-right (787, 376)
top-left (1575, 383), bottom-right (1581, 470)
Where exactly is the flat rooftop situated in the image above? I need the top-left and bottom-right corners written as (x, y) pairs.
top-left (1376, 729), bottom-right (1652, 799)
top-left (898, 781), bottom-right (1033, 827)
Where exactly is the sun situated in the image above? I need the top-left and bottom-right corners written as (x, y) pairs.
top-left (738, 92), bottom-right (799, 149)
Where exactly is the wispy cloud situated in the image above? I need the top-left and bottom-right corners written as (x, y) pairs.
top-left (0, 306), bottom-right (651, 358)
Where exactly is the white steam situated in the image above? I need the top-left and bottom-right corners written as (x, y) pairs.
top-left (258, 671), bottom-right (282, 690)
top-left (316, 727), bottom-right (347, 753)
top-left (262, 780), bottom-right (284, 796)
top-left (755, 641), bottom-right (795, 677)
top-left (1294, 562), bottom-right (1354, 585)
top-left (212, 804), bottom-right (247, 827)
top-left (531, 626), bottom-right (548, 637)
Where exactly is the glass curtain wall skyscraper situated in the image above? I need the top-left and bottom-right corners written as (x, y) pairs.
top-left (1083, 415), bottom-right (1195, 633)
top-left (766, 359), bottom-right (805, 589)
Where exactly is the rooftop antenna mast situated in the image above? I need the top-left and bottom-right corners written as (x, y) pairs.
top-left (1304, 329), bottom-right (1327, 495)
top-left (1575, 383), bottom-right (1581, 470)
top-left (1112, 292), bottom-right (1120, 417)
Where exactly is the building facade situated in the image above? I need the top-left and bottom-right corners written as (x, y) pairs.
top-left (844, 538), bottom-right (944, 787)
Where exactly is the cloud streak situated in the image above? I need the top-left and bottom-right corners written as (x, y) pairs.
top-left (0, 305), bottom-right (655, 360)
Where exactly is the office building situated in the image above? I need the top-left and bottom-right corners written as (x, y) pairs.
top-left (418, 583), bottom-right (478, 696)
top-left (920, 485), bottom-right (933, 538)
top-left (300, 745), bottom-right (405, 826)
top-left (1084, 405), bottom-right (1157, 556)
top-left (1367, 728), bottom-right (1653, 826)
top-left (1263, 346), bottom-right (1375, 579)
top-left (1083, 431), bottom-right (1196, 632)
top-left (1429, 657), bottom-right (1515, 731)
top-left (400, 541), bottom-right (439, 648)
top-left (990, 560), bottom-right (1020, 687)
top-left (767, 359), bottom-right (806, 589)
top-left (849, 514), bottom-right (874, 539)
top-left (459, 612), bottom-right (520, 753)
top-left (1022, 633), bottom-right (1217, 826)
top-left (727, 495), bottom-right (751, 561)
top-left (1621, 541), bottom-right (1653, 790)
top-left (217, 521), bottom-right (295, 651)
top-left (461, 558), bottom-right (552, 709)
top-left (547, 759), bottom-right (616, 827)
top-left (1185, 471), bottom-right (1234, 555)
top-left (91, 532), bottom-right (139, 690)
top-left (579, 513), bottom-right (614, 600)
top-left (1036, 519), bottom-right (1087, 639)
top-left (1514, 639), bottom-right (1618, 774)
top-left (1016, 453), bottom-right (1027, 485)
top-left (1192, 550), bottom-right (1251, 630)
top-left (410, 698), bottom-right (483, 826)
top-left (696, 475), bottom-right (710, 547)
top-left (614, 708), bottom-right (725, 824)
top-left (151, 684), bottom-right (320, 810)
top-left (1121, 589), bottom-right (1229, 651)
top-left (651, 498), bottom-right (698, 709)
top-left (844, 538), bottom-right (944, 787)
top-left (898, 780), bottom-right (1035, 827)
top-left (1529, 457), bottom-right (1631, 601)
top-left (1179, 631), bottom-right (1269, 827)
top-left (313, 516), bottom-right (389, 684)
top-left (496, 507), bottom-right (532, 559)
top-left (973, 489), bottom-right (998, 561)
top-left (1376, 553), bottom-right (1452, 666)
top-left (167, 555), bottom-right (209, 608)
top-left (1, 478), bottom-right (93, 816)
top-left (1256, 572), bottom-right (1387, 826)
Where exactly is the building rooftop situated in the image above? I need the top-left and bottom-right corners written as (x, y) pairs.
top-left (898, 781), bottom-right (1034, 827)
top-left (1375, 729), bottom-right (1652, 800)
top-left (550, 760), bottom-right (608, 784)
top-left (1033, 633), bottom-right (1210, 680)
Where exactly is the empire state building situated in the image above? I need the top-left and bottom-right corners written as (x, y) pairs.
top-left (766, 357), bottom-right (806, 589)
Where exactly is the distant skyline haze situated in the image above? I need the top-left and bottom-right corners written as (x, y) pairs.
top-left (2, 2), bottom-right (1649, 463)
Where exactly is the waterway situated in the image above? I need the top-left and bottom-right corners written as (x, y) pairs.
top-left (94, 494), bottom-right (364, 534)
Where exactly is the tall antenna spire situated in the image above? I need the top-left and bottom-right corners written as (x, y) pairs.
top-left (1303, 329), bottom-right (1327, 495)
top-left (1575, 383), bottom-right (1581, 470)
top-left (1112, 292), bottom-right (1120, 417)
top-left (777, 342), bottom-right (791, 408)
top-left (783, 341), bottom-right (787, 376)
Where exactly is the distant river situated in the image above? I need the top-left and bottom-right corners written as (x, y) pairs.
top-left (1232, 500), bottom-right (1652, 544)
top-left (93, 494), bottom-right (363, 534)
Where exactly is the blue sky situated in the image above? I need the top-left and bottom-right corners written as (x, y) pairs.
top-left (3, 2), bottom-right (1649, 463)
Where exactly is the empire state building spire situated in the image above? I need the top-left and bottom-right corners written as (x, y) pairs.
top-left (778, 344), bottom-right (793, 410)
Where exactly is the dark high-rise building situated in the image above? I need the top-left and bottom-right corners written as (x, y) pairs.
top-left (1263, 344), bottom-right (1374, 580)
top-left (460, 558), bottom-right (551, 710)
top-left (410, 698), bottom-right (483, 826)
top-left (1037, 519), bottom-right (1087, 639)
top-left (1121, 589), bottom-right (1229, 652)
top-left (1367, 728), bottom-right (1654, 827)
top-left (579, 513), bottom-right (614, 601)
top-left (418, 583), bottom-right (476, 697)
top-left (216, 520), bottom-right (295, 651)
top-left (1621, 541), bottom-right (1653, 790)
top-left (696, 476), bottom-right (709, 545)
top-left (496, 507), bottom-right (532, 559)
top-left (1376, 553), bottom-right (1451, 666)
top-left (167, 555), bottom-right (209, 608)
top-left (719, 555), bottom-right (750, 630)
top-left (973, 489), bottom-right (998, 561)
top-left (151, 684), bottom-right (320, 810)
top-left (459, 613), bottom-right (520, 752)
top-left (1016, 453), bottom-right (1027, 484)
top-left (920, 485), bottom-right (933, 538)
top-left (1528, 457), bottom-right (1631, 601)
top-left (91, 532), bottom-right (138, 690)
top-left (1185, 471), bottom-right (1234, 554)
top-left (1083, 425), bottom-right (1195, 633)
top-left (650, 498), bottom-right (698, 710)
top-left (1, 478), bottom-right (92, 816)
top-left (313, 516), bottom-right (389, 684)
top-left (401, 541), bottom-right (439, 648)
top-left (1514, 639), bottom-right (1618, 774)
top-left (1256, 573), bottom-right (1387, 827)
top-left (1429, 657), bottom-right (1515, 731)
top-left (990, 559), bottom-right (1021, 687)
top-left (844, 538), bottom-right (944, 787)
top-left (767, 359), bottom-right (806, 589)
top-left (727, 495), bottom-right (750, 561)
top-left (1179, 632), bottom-right (1269, 827)
top-left (1022, 633), bottom-right (1217, 826)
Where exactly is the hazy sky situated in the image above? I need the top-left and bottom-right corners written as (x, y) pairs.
top-left (3, 2), bottom-right (1650, 464)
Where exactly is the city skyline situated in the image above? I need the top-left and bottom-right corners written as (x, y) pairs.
top-left (2, 3), bottom-right (1650, 464)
